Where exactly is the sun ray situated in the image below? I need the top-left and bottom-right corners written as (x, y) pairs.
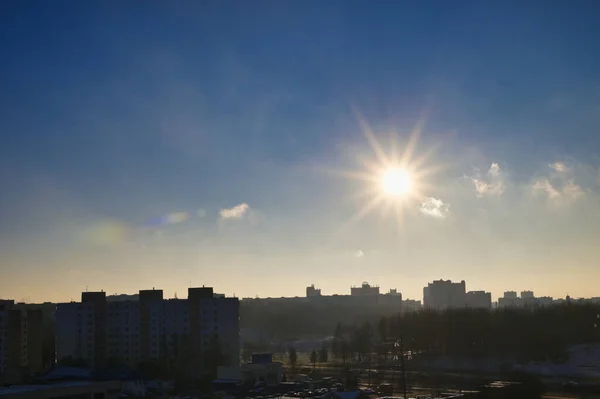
top-left (320, 168), bottom-right (378, 182)
top-left (400, 116), bottom-right (426, 167)
top-left (344, 193), bottom-right (387, 226)
top-left (353, 107), bottom-right (390, 166)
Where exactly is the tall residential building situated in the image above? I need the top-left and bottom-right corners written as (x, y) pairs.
top-left (55, 287), bottom-right (239, 376)
top-left (423, 280), bottom-right (466, 310)
top-left (13, 302), bottom-right (56, 369)
top-left (0, 300), bottom-right (44, 384)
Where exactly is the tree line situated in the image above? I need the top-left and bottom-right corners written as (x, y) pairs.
top-left (329, 303), bottom-right (600, 364)
top-left (241, 299), bottom-right (402, 340)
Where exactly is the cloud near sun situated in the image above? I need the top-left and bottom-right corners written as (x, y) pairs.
top-left (417, 160), bottom-right (592, 220)
top-left (219, 203), bottom-right (250, 219)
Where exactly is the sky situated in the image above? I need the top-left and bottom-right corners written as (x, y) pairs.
top-left (1, 1), bottom-right (600, 303)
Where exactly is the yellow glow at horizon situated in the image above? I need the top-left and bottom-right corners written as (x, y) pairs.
top-left (381, 167), bottom-right (413, 197)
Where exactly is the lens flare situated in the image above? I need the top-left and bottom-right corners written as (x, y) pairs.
top-left (84, 219), bottom-right (130, 247)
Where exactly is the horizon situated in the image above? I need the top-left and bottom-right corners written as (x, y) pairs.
top-left (4, 280), bottom-right (588, 304)
top-left (2, 2), bottom-right (600, 303)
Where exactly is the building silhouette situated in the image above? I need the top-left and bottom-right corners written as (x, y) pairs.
top-left (0, 300), bottom-right (44, 384)
top-left (351, 282), bottom-right (380, 296)
top-left (423, 280), bottom-right (467, 310)
top-left (465, 290), bottom-right (492, 309)
top-left (306, 284), bottom-right (321, 297)
top-left (55, 287), bottom-right (239, 376)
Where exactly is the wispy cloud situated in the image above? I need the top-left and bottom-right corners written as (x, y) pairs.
top-left (531, 178), bottom-right (584, 203)
top-left (354, 249), bottom-right (365, 258)
top-left (469, 163), bottom-right (505, 197)
top-left (531, 178), bottom-right (561, 199)
top-left (219, 203), bottom-right (250, 219)
top-left (420, 197), bottom-right (450, 219)
top-left (562, 180), bottom-right (585, 200)
top-left (549, 161), bottom-right (569, 173)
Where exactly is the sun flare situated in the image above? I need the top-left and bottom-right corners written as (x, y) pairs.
top-left (381, 167), bottom-right (413, 197)
top-left (324, 110), bottom-right (443, 229)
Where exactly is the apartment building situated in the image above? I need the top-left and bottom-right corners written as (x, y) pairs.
top-left (55, 287), bottom-right (239, 376)
top-left (0, 300), bottom-right (44, 384)
top-left (423, 280), bottom-right (467, 310)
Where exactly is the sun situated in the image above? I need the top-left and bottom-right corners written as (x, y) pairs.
top-left (322, 109), bottom-right (443, 229)
top-left (381, 167), bottom-right (413, 197)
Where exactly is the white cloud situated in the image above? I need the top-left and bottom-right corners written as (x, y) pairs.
top-left (488, 162), bottom-right (501, 177)
top-left (470, 163), bottom-right (505, 197)
top-left (219, 203), bottom-right (249, 219)
top-left (354, 249), bottom-right (365, 258)
top-left (549, 162), bottom-right (569, 173)
top-left (532, 178), bottom-right (584, 203)
top-left (420, 197), bottom-right (450, 219)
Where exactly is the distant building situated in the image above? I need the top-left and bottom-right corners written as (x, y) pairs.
top-left (306, 285), bottom-right (322, 297)
top-left (351, 282), bottom-right (380, 296)
top-left (402, 299), bottom-right (422, 313)
top-left (504, 291), bottom-right (518, 299)
top-left (55, 287), bottom-right (239, 376)
top-left (465, 291), bottom-right (492, 309)
top-left (378, 289), bottom-right (403, 306)
top-left (0, 300), bottom-right (45, 384)
top-left (498, 292), bottom-right (520, 308)
top-left (520, 291), bottom-right (534, 299)
top-left (423, 280), bottom-right (466, 310)
top-left (498, 291), bottom-right (554, 308)
top-left (244, 282), bottom-right (403, 318)
top-left (536, 296), bottom-right (554, 306)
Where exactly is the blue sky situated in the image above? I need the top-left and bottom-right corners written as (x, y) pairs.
top-left (1, 1), bottom-right (600, 302)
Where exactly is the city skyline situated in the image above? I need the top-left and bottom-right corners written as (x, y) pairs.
top-left (2, 3), bottom-right (600, 303)
top-left (3, 280), bottom-right (592, 305)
